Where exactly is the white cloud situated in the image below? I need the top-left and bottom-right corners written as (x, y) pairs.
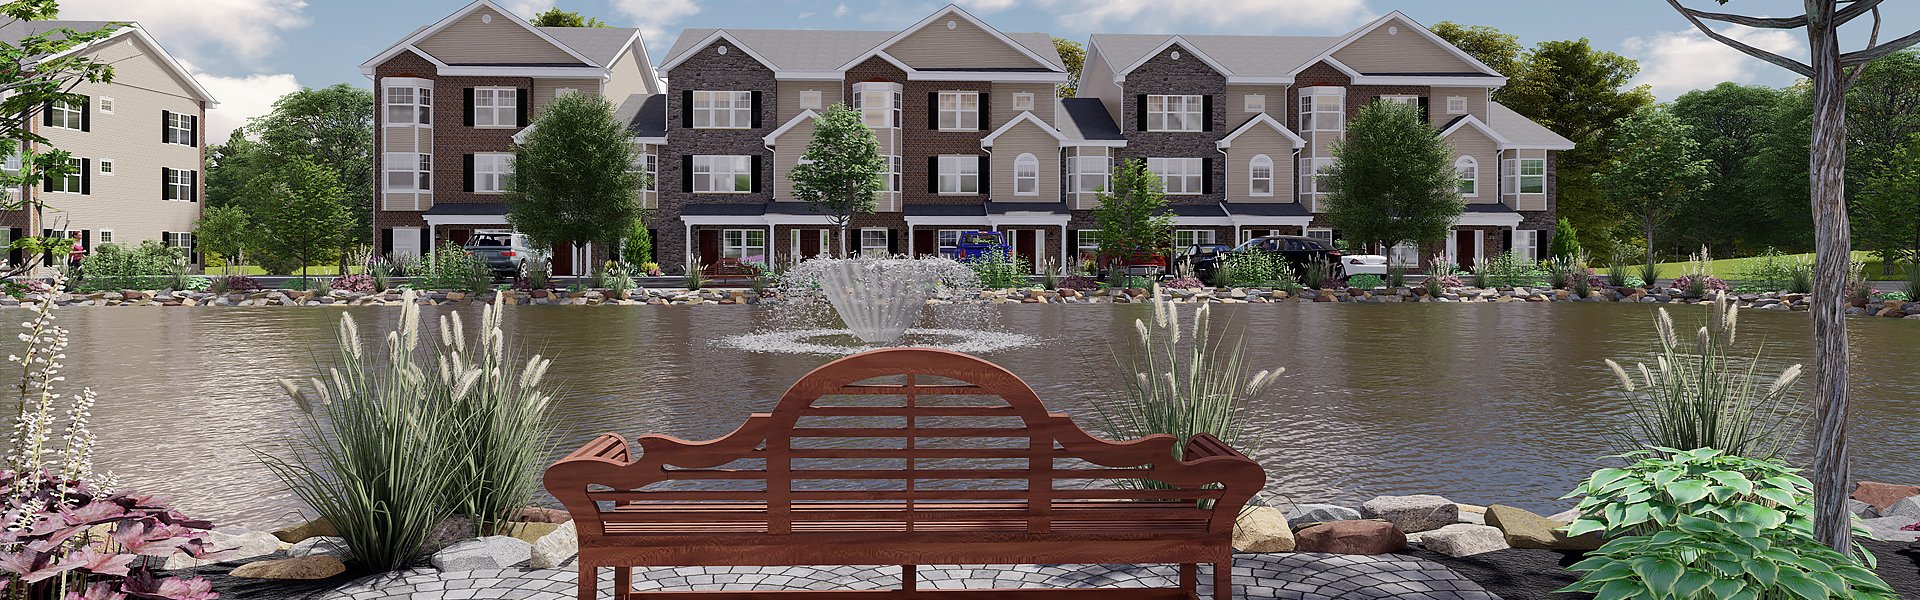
top-left (59, 0), bottom-right (308, 69)
top-left (191, 67), bottom-right (301, 143)
top-left (956, 0), bottom-right (1021, 13)
top-left (497, 0), bottom-right (555, 18)
top-left (833, 3), bottom-right (852, 19)
top-left (1040, 0), bottom-right (1372, 32)
top-left (1624, 26), bottom-right (1806, 99)
top-left (610, 0), bottom-right (699, 47)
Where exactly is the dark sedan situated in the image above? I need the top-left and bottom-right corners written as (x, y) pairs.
top-left (1193, 235), bottom-right (1344, 283)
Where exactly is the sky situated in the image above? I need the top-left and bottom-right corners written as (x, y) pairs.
top-left (54, 0), bottom-right (1920, 143)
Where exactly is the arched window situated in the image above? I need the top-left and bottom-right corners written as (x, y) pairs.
top-left (1014, 153), bottom-right (1039, 196)
top-left (1249, 154), bottom-right (1274, 196)
top-left (1454, 156), bottom-right (1478, 197)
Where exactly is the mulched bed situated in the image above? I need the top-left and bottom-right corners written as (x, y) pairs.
top-left (1409, 540), bottom-right (1920, 599)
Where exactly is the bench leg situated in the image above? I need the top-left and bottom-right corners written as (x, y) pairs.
top-left (1213, 559), bottom-right (1233, 600)
top-left (613, 565), bottom-right (631, 600)
top-left (1179, 563), bottom-right (1196, 594)
top-left (577, 564), bottom-right (595, 600)
top-left (902, 565), bottom-right (917, 592)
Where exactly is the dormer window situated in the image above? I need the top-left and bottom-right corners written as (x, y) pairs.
top-left (1011, 92), bottom-right (1034, 112)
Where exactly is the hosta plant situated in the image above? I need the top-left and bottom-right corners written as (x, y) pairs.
top-left (1559, 447), bottom-right (1894, 600)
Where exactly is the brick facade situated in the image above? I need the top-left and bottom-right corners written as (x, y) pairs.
top-left (654, 39), bottom-right (779, 269)
top-left (1118, 43), bottom-right (1227, 207)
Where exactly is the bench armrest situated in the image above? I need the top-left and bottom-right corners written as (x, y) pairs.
top-left (559, 432), bottom-right (631, 465)
top-left (1183, 433), bottom-right (1250, 462)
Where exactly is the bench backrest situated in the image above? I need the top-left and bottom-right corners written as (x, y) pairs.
top-left (547, 348), bottom-right (1264, 538)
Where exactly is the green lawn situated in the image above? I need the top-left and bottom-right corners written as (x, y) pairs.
top-left (1648, 251), bottom-right (1907, 281)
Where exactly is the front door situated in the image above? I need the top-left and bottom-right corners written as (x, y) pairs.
top-left (793, 229), bottom-right (826, 261)
top-left (697, 230), bottom-right (721, 269)
top-left (1010, 229), bottom-right (1042, 274)
top-left (1455, 232), bottom-right (1476, 271)
top-left (551, 242), bottom-right (576, 276)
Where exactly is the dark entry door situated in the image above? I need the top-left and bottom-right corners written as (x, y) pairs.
top-left (697, 230), bottom-right (721, 268)
top-left (1011, 230), bottom-right (1039, 274)
top-left (1455, 233), bottom-right (1475, 271)
top-left (799, 229), bottom-right (824, 260)
top-left (550, 242), bottom-right (575, 276)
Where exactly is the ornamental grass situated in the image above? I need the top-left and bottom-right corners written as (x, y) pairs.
top-left (1098, 285), bottom-right (1280, 466)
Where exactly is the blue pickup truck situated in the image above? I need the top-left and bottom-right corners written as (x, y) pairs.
top-left (941, 231), bottom-right (1013, 261)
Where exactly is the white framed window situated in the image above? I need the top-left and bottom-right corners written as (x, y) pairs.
top-left (691, 90), bottom-right (752, 129)
top-left (859, 228), bottom-right (890, 255)
top-left (1447, 96), bottom-right (1468, 115)
top-left (164, 168), bottom-right (194, 200)
top-left (1068, 155), bottom-right (1109, 194)
top-left (98, 97), bottom-right (114, 114)
top-left (882, 155), bottom-right (901, 193)
top-left (1011, 92), bottom-right (1035, 111)
top-left (2, 152), bottom-right (18, 173)
top-left (692, 155), bottom-right (753, 193)
top-left (722, 229), bottom-right (767, 262)
top-left (853, 82), bottom-right (902, 129)
top-left (936, 229), bottom-right (965, 252)
top-left (554, 87), bottom-right (578, 97)
top-left (1390, 242), bottom-right (1419, 266)
top-left (97, 230), bottom-right (113, 245)
top-left (937, 155), bottom-right (979, 194)
top-left (631, 153), bottom-right (657, 191)
top-left (97, 159), bottom-right (114, 176)
top-left (937, 91), bottom-right (979, 130)
top-left (164, 231), bottom-right (193, 252)
top-left (47, 157), bottom-right (82, 193)
top-left (1174, 229), bottom-right (1216, 248)
top-left (1513, 229), bottom-right (1540, 262)
top-left (799, 90), bottom-right (822, 110)
top-left (384, 84), bottom-right (432, 125)
top-left (384, 152), bottom-right (432, 192)
top-left (1455, 156), bottom-right (1477, 197)
top-left (1013, 153), bottom-right (1039, 196)
top-left (472, 87), bottom-right (517, 128)
top-left (163, 112), bottom-right (195, 145)
top-left (1306, 228), bottom-right (1333, 244)
top-left (473, 152), bottom-right (512, 193)
top-left (1146, 157), bottom-right (1202, 195)
top-left (49, 99), bottom-right (83, 130)
top-left (1248, 154), bottom-right (1273, 196)
top-left (1075, 229), bottom-right (1100, 261)
top-left (1518, 158), bottom-right (1546, 194)
top-left (1298, 88), bottom-right (1344, 132)
top-left (1378, 95), bottom-right (1419, 107)
top-left (1300, 157), bottom-right (1334, 199)
top-left (1145, 94), bottom-right (1203, 132)
top-left (1244, 94), bottom-right (1265, 113)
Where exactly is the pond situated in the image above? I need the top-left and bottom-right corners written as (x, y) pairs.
top-left (40, 302), bottom-right (1920, 529)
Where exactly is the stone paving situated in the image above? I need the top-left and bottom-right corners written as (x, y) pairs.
top-left (318, 553), bottom-right (1500, 599)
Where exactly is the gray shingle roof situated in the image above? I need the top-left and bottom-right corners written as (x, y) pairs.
top-left (424, 202), bottom-right (508, 216)
top-left (660, 28), bottom-right (1063, 72)
top-left (1056, 98), bottom-right (1123, 141)
top-left (538, 26), bottom-right (639, 66)
top-left (1485, 101), bottom-right (1575, 150)
top-left (1089, 33), bottom-right (1344, 78)
top-left (618, 94), bottom-right (666, 138)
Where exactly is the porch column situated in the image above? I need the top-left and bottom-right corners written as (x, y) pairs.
top-left (683, 223), bottom-right (693, 270)
top-left (907, 227), bottom-right (916, 259)
top-left (1060, 224), bottom-right (1070, 277)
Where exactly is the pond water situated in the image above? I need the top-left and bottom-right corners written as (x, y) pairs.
top-left (36, 303), bottom-right (1920, 529)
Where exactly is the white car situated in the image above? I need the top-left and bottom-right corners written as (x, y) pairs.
top-left (1340, 254), bottom-right (1390, 276)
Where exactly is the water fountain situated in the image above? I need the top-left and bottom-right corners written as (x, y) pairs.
top-left (718, 255), bottom-right (1036, 355)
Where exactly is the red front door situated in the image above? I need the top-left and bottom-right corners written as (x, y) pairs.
top-left (1011, 230), bottom-right (1039, 274)
top-left (1455, 233), bottom-right (1475, 271)
top-left (550, 242), bottom-right (575, 276)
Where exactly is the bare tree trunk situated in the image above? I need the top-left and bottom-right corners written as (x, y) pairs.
top-left (1805, 1), bottom-right (1853, 553)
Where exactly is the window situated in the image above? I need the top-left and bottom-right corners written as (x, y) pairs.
top-left (164, 168), bottom-right (194, 200)
top-left (692, 155), bottom-right (753, 193)
top-left (1306, 228), bottom-right (1333, 244)
top-left (859, 229), bottom-right (890, 256)
top-left (165, 231), bottom-right (193, 252)
top-left (1518, 159), bottom-right (1546, 194)
top-left (1447, 96), bottom-right (1467, 115)
top-left (1075, 229), bottom-right (1100, 262)
top-left (1013, 153), bottom-right (1038, 196)
top-left (937, 155), bottom-right (979, 194)
top-left (1513, 229), bottom-right (1540, 262)
top-left (1146, 157), bottom-right (1202, 195)
top-left (1069, 155), bottom-right (1109, 194)
top-left (799, 90), bottom-right (822, 110)
top-left (631, 154), bottom-right (657, 191)
top-left (1299, 158), bottom-right (1333, 199)
top-left (97, 230), bottom-right (113, 244)
top-left (1011, 92), bottom-right (1034, 111)
top-left (691, 90), bottom-right (752, 129)
top-left (472, 87), bottom-right (517, 127)
top-left (722, 229), bottom-right (767, 262)
top-left (1390, 242), bottom-right (1419, 266)
top-left (882, 155), bottom-right (901, 193)
top-left (1, 153), bottom-right (18, 173)
top-left (1174, 229), bottom-right (1216, 248)
top-left (1298, 89), bottom-right (1344, 132)
top-left (49, 99), bottom-right (83, 130)
top-left (1145, 94), bottom-right (1203, 132)
top-left (937, 91), bottom-right (979, 130)
top-left (473, 153), bottom-right (512, 193)
top-left (47, 158), bottom-right (81, 193)
top-left (98, 159), bottom-right (114, 176)
top-left (853, 82), bottom-right (901, 129)
top-left (1454, 156), bottom-right (1477, 197)
top-left (937, 229), bottom-right (965, 252)
top-left (554, 87), bottom-right (578, 97)
top-left (385, 85), bottom-right (432, 125)
top-left (164, 112), bottom-right (195, 145)
top-left (1249, 154), bottom-right (1273, 196)
top-left (98, 97), bottom-right (114, 114)
top-left (1378, 95), bottom-right (1419, 106)
top-left (384, 152), bottom-right (432, 192)
top-left (1244, 94), bottom-right (1265, 113)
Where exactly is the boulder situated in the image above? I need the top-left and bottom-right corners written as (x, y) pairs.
top-left (271, 518), bottom-right (337, 543)
top-left (1418, 524), bottom-right (1509, 557)
top-left (1485, 505), bottom-right (1603, 551)
top-left (1360, 495), bottom-right (1458, 533)
top-left (420, 514), bottom-right (475, 555)
top-left (287, 536), bottom-right (350, 559)
top-left (529, 521), bottom-right (579, 569)
top-left (229, 556), bottom-right (347, 580)
top-left (1861, 517), bottom-right (1920, 542)
top-left (161, 530), bottom-right (283, 570)
top-left (1884, 496), bottom-right (1920, 521)
top-left (1284, 503), bottom-right (1361, 529)
top-left (1848, 499), bottom-right (1880, 519)
top-left (507, 521), bottom-right (560, 545)
top-left (1294, 520), bottom-right (1406, 555)
top-left (430, 535), bottom-right (531, 571)
top-left (1231, 507), bottom-right (1295, 552)
top-left (1852, 481), bottom-right (1920, 512)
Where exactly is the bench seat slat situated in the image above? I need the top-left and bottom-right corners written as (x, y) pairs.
top-left (590, 488), bottom-right (1225, 502)
top-left (787, 427), bottom-right (1031, 438)
top-left (798, 406), bottom-right (1017, 417)
top-left (826, 384), bottom-right (984, 395)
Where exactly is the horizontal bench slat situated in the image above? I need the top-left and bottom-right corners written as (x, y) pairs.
top-left (786, 448), bottom-right (1032, 459)
top-left (831, 384), bottom-right (983, 395)
top-left (798, 406), bottom-right (1018, 417)
top-left (787, 427), bottom-right (1031, 438)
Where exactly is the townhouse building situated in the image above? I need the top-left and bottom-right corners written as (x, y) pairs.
top-left (1083, 12), bottom-right (1574, 270)
top-left (0, 21), bottom-right (217, 268)
top-left (361, 0), bottom-right (662, 276)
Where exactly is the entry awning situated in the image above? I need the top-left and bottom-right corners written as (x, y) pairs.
top-left (421, 202), bottom-right (508, 226)
top-left (1223, 202), bottom-right (1312, 228)
top-left (986, 201), bottom-right (1068, 226)
top-left (1457, 204), bottom-right (1525, 228)
top-left (679, 202), bottom-right (838, 225)
top-left (1162, 203), bottom-right (1231, 227)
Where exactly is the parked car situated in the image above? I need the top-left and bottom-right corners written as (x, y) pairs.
top-left (464, 232), bottom-right (547, 278)
top-left (940, 231), bottom-right (1012, 261)
top-left (1220, 235), bottom-right (1345, 280)
top-left (1176, 243), bottom-right (1234, 282)
top-left (1340, 254), bottom-right (1390, 276)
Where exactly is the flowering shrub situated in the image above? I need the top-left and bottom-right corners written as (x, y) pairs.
top-left (1057, 275), bottom-right (1098, 291)
top-left (220, 276), bottom-right (261, 293)
top-left (332, 274), bottom-right (375, 293)
top-left (1164, 277), bottom-right (1205, 290)
top-left (1346, 274), bottom-right (1385, 290)
top-left (1434, 274), bottom-right (1464, 288)
top-left (1670, 274), bottom-right (1728, 295)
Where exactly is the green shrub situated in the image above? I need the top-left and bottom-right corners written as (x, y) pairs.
top-left (465, 258), bottom-right (494, 296)
top-left (1560, 447), bottom-right (1895, 599)
top-left (367, 259), bottom-right (396, 292)
top-left (1301, 257), bottom-right (1333, 289)
top-left (1733, 248), bottom-right (1799, 293)
top-left (1639, 259), bottom-right (1660, 289)
top-left (1904, 262), bottom-right (1919, 300)
top-left (76, 241), bottom-right (181, 290)
top-left (967, 248), bottom-right (1029, 289)
top-left (1603, 293), bottom-right (1805, 459)
top-left (1477, 251), bottom-right (1550, 288)
top-left (1346, 274), bottom-right (1385, 289)
top-left (417, 243), bottom-right (481, 290)
top-left (1217, 252), bottom-right (1297, 289)
top-left (682, 256), bottom-right (705, 291)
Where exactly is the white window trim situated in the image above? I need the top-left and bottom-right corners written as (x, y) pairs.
top-left (1298, 87), bottom-right (1345, 133)
top-left (692, 155), bottom-right (753, 194)
top-left (1244, 94), bottom-right (1265, 114)
top-left (882, 154), bottom-right (901, 193)
top-left (1069, 155), bottom-right (1109, 195)
top-left (1146, 94), bottom-right (1203, 132)
top-left (1305, 228), bottom-right (1333, 243)
top-left (383, 81), bottom-right (433, 127)
top-left (936, 229), bottom-right (966, 251)
top-left (937, 91), bottom-right (980, 131)
top-left (631, 153), bottom-right (657, 192)
top-left (722, 228), bottom-right (767, 262)
top-left (1514, 229), bottom-right (1540, 262)
top-left (1174, 229), bottom-right (1217, 247)
top-left (852, 82), bottom-right (903, 129)
top-left (97, 97), bottom-right (114, 115)
top-left (799, 90), bottom-right (822, 110)
top-left (48, 157), bottom-right (82, 193)
top-left (1506, 158), bottom-right (1547, 195)
top-left (97, 229), bottom-right (114, 245)
top-left (1147, 157), bottom-right (1203, 196)
top-left (97, 158), bottom-right (114, 176)
top-left (937, 155), bottom-right (979, 195)
top-left (555, 87), bottom-right (578, 97)
top-left (472, 86), bottom-right (518, 129)
top-left (859, 228), bottom-right (890, 255)
top-left (1012, 153), bottom-right (1039, 196)
top-left (1011, 92), bottom-right (1035, 111)
top-left (164, 112), bottom-right (194, 146)
top-left (474, 152), bottom-right (513, 194)
top-left (1455, 156), bottom-right (1478, 198)
top-left (1379, 95), bottom-right (1420, 106)
top-left (384, 152), bottom-right (432, 193)
top-left (165, 167), bottom-right (194, 201)
top-left (49, 100), bottom-right (83, 130)
top-left (691, 90), bottom-right (752, 129)
top-left (1248, 154), bottom-right (1274, 197)
top-left (1447, 96), bottom-right (1468, 115)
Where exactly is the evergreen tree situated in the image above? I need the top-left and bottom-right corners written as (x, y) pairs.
top-left (789, 104), bottom-right (884, 257)
top-left (1549, 217), bottom-right (1581, 263)
top-left (1090, 159), bottom-right (1173, 276)
top-left (1322, 101), bottom-right (1462, 269)
top-left (506, 92), bottom-right (643, 260)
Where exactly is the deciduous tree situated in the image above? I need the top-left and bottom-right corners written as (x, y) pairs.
top-left (249, 84), bottom-right (374, 246)
top-left (529, 7), bottom-right (606, 27)
top-left (1428, 22), bottom-right (1522, 80)
top-left (1594, 107), bottom-right (1713, 265)
top-left (247, 157), bottom-right (352, 278)
top-left (1323, 101), bottom-right (1462, 269)
top-left (506, 92), bottom-right (643, 260)
top-left (1669, 82), bottom-right (1789, 253)
top-left (1856, 135), bottom-right (1920, 270)
top-left (1053, 38), bottom-right (1085, 98)
top-left (789, 104), bottom-right (884, 257)
top-left (192, 205), bottom-right (251, 273)
top-left (1091, 159), bottom-right (1173, 276)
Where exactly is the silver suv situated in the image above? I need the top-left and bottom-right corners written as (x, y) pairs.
top-left (464, 232), bottom-right (547, 278)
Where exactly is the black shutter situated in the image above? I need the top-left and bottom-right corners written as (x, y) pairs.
top-left (42, 102), bottom-right (52, 127)
top-left (7, 228), bottom-right (21, 266)
top-left (681, 90), bottom-right (694, 128)
top-left (927, 92), bottom-right (939, 130)
top-left (381, 229), bottom-right (394, 256)
top-left (189, 170), bottom-right (198, 202)
top-left (420, 231), bottom-right (431, 256)
top-left (161, 167), bottom-right (173, 200)
top-left (1202, 157), bottom-right (1213, 195)
top-left (463, 154), bottom-right (475, 192)
top-left (1202, 95), bottom-right (1213, 131)
top-left (1502, 229), bottom-right (1514, 252)
top-left (887, 229), bottom-right (900, 254)
top-left (80, 230), bottom-right (89, 251)
top-left (681, 155), bottom-right (694, 193)
top-left (160, 110), bottom-right (171, 143)
top-left (927, 156), bottom-right (938, 194)
top-left (80, 158), bottom-right (90, 195)
top-left (750, 154), bottom-right (762, 193)
top-left (43, 229), bottom-right (55, 266)
top-left (976, 155), bottom-right (988, 195)
top-left (40, 172), bottom-right (48, 192)
top-left (79, 96), bottom-right (89, 132)
top-left (1135, 95), bottom-right (1147, 131)
top-left (189, 115), bottom-right (199, 146)
top-left (189, 234), bottom-right (199, 265)
top-left (978, 92), bottom-right (989, 131)
top-left (750, 91), bottom-right (763, 128)
top-left (1418, 97), bottom-right (1431, 123)
top-left (463, 88), bottom-right (475, 127)
top-left (516, 89), bottom-right (530, 126)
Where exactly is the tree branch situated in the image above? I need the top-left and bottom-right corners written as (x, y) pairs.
top-left (1836, 0), bottom-right (1887, 25)
top-left (1843, 7), bottom-right (1883, 88)
top-left (1677, 7), bottom-right (1805, 29)
top-left (1841, 29), bottom-right (1920, 66)
top-left (1665, 0), bottom-right (1815, 76)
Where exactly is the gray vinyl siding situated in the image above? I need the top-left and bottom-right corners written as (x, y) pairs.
top-left (771, 118), bottom-right (817, 202)
top-left (777, 81), bottom-right (842, 123)
top-left (991, 83), bottom-right (1055, 126)
top-left (414, 6), bottom-right (587, 66)
top-left (1431, 87), bottom-right (1488, 127)
top-left (382, 125), bottom-right (432, 153)
top-left (1445, 125), bottom-right (1499, 204)
top-left (1330, 17), bottom-right (1480, 74)
top-left (884, 18), bottom-right (1047, 70)
top-left (1224, 127), bottom-right (1295, 203)
top-left (533, 78), bottom-right (601, 116)
top-left (987, 121), bottom-right (1059, 201)
top-left (601, 46), bottom-right (656, 105)
top-left (1078, 47), bottom-right (1121, 120)
top-left (1223, 84), bottom-right (1289, 128)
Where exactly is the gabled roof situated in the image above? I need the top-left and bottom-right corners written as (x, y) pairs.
top-left (539, 26), bottom-right (642, 66)
top-left (360, 0), bottom-right (603, 71)
top-left (763, 109), bottom-right (820, 145)
top-left (1485, 102), bottom-right (1575, 150)
top-left (835, 4), bottom-right (1064, 72)
top-left (657, 29), bottom-right (788, 73)
top-left (657, 4), bottom-right (1061, 77)
top-left (1289, 11), bottom-right (1500, 79)
top-left (1055, 98), bottom-right (1124, 144)
top-left (0, 21), bottom-right (219, 106)
top-left (620, 94), bottom-right (667, 139)
top-left (1109, 35), bottom-right (1235, 79)
top-left (1216, 114), bottom-right (1306, 149)
top-left (1439, 114), bottom-right (1514, 148)
top-left (980, 111), bottom-right (1067, 148)
top-left (1090, 33), bottom-right (1343, 82)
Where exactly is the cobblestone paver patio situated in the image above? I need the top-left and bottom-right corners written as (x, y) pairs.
top-left (318, 553), bottom-right (1501, 599)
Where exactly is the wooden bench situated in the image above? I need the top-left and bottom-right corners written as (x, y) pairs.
top-left (701, 258), bottom-right (761, 283)
top-left (545, 347), bottom-right (1266, 600)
